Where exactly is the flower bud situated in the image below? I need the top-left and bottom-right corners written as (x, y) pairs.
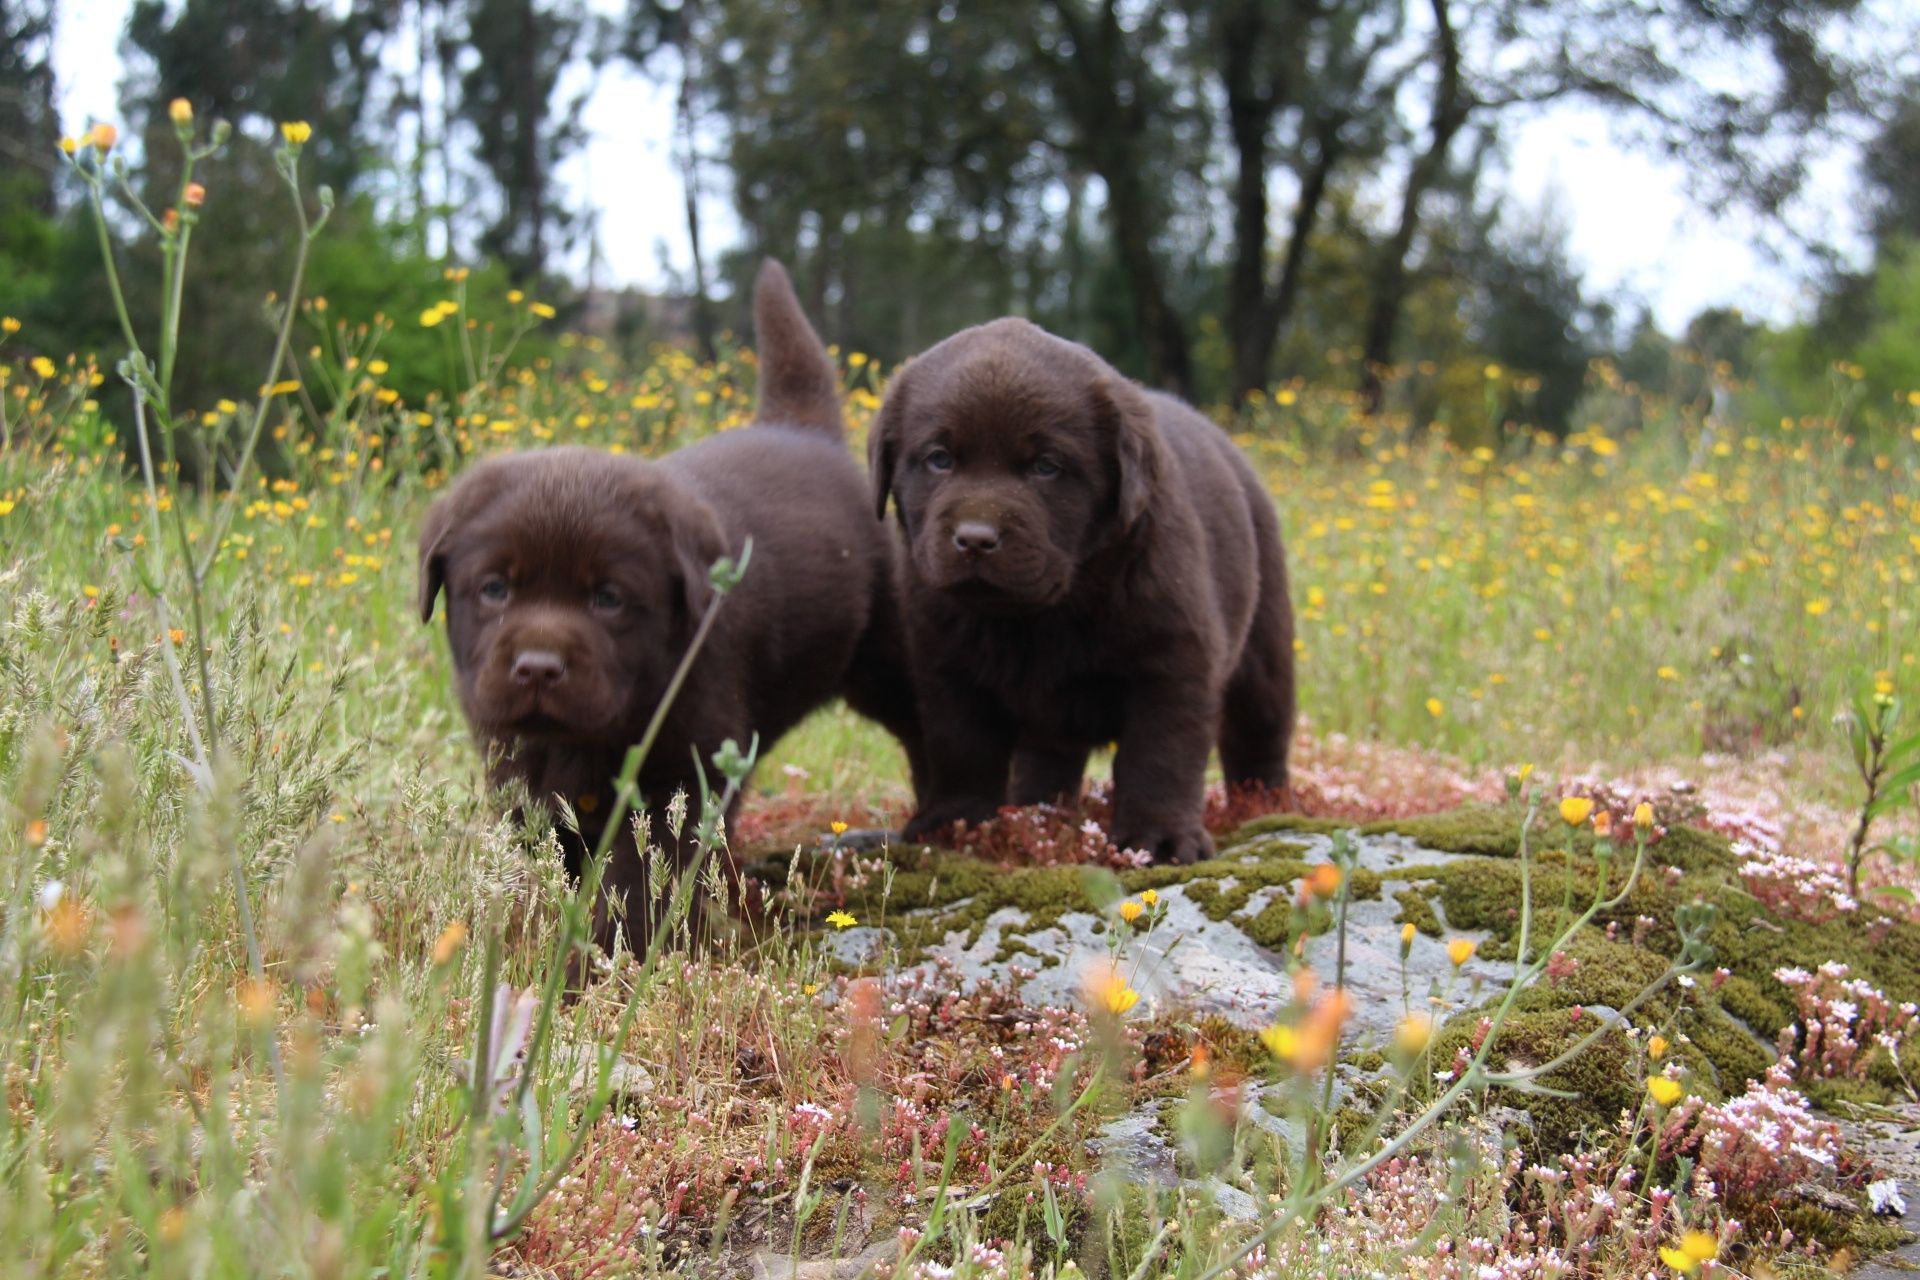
top-left (169, 98), bottom-right (193, 126)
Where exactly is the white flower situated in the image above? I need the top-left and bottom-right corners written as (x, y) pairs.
top-left (1868, 1178), bottom-right (1907, 1216)
top-left (37, 880), bottom-right (64, 911)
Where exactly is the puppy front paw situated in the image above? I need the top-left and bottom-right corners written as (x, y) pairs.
top-left (1114, 821), bottom-right (1214, 866)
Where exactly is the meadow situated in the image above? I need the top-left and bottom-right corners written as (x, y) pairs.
top-left (1, 124), bottom-right (1918, 1280)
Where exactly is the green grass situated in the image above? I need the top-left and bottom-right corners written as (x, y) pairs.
top-left (2, 138), bottom-right (1917, 1274)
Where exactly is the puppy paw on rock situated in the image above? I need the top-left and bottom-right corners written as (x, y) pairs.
top-left (1116, 823), bottom-right (1214, 866)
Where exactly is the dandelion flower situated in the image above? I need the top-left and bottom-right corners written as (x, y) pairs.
top-left (1306, 863), bottom-right (1342, 899)
top-left (1648, 1034), bottom-right (1669, 1059)
top-left (236, 978), bottom-right (277, 1028)
top-left (825, 910), bottom-right (856, 929)
top-left (1086, 963), bottom-right (1140, 1016)
top-left (1646, 1076), bottom-right (1684, 1107)
top-left (420, 308), bottom-right (444, 328)
top-left (1658, 1230), bottom-right (1718, 1274)
top-left (1558, 795), bottom-right (1595, 827)
top-left (1634, 801), bottom-right (1655, 832)
top-left (1, 316), bottom-right (19, 334)
top-left (1394, 1013), bottom-right (1433, 1056)
top-left (1400, 921), bottom-right (1417, 949)
top-left (88, 122), bottom-right (117, 151)
top-left (1425, 697), bottom-right (1444, 718)
top-left (530, 302), bottom-right (556, 319)
top-left (1260, 1023), bottom-right (1298, 1061)
top-left (1140, 889), bottom-right (1158, 907)
top-left (169, 98), bottom-right (193, 125)
top-left (1447, 937), bottom-right (1476, 967)
top-left (1118, 899), bottom-right (1144, 924)
top-left (431, 920), bottom-right (468, 965)
top-left (829, 820), bottom-right (848, 836)
top-left (280, 121), bottom-right (313, 146)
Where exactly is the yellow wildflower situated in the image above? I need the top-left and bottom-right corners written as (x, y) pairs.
top-left (1558, 795), bottom-right (1595, 827)
top-left (1646, 1076), bottom-right (1685, 1107)
top-left (1393, 1013), bottom-right (1434, 1056)
top-left (431, 920), bottom-right (468, 965)
top-left (1306, 863), bottom-right (1343, 899)
top-left (1119, 899), bottom-right (1144, 924)
top-left (824, 910), bottom-right (856, 929)
top-left (169, 98), bottom-right (193, 125)
top-left (280, 121), bottom-right (312, 145)
top-left (1447, 937), bottom-right (1476, 967)
top-left (236, 978), bottom-right (277, 1028)
top-left (1087, 963), bottom-right (1140, 1016)
top-left (1140, 889), bottom-right (1158, 907)
top-left (1658, 1231), bottom-right (1719, 1274)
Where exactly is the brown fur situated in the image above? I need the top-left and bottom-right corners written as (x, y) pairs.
top-left (870, 318), bottom-right (1295, 864)
top-left (420, 260), bottom-right (921, 946)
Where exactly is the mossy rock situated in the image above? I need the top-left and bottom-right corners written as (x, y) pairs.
top-left (794, 806), bottom-right (1920, 1156)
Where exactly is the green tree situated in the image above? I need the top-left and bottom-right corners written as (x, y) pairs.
top-left (458, 0), bottom-right (594, 282)
top-left (1, 0), bottom-right (59, 218)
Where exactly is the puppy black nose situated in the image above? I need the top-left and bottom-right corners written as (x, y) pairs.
top-left (510, 649), bottom-right (566, 687)
top-left (952, 521), bottom-right (1001, 555)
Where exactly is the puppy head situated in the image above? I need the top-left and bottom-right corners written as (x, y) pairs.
top-left (418, 447), bottom-right (726, 745)
top-left (870, 318), bottom-right (1164, 611)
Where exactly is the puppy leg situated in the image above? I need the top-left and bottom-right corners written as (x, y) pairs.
top-left (1008, 744), bottom-right (1090, 808)
top-left (1110, 681), bottom-right (1218, 865)
top-left (841, 590), bottom-right (930, 802)
top-left (900, 674), bottom-right (1014, 841)
top-left (1219, 510), bottom-right (1297, 793)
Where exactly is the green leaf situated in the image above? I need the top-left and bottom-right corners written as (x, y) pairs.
top-left (1870, 885), bottom-right (1917, 903)
top-left (1879, 760), bottom-right (1920, 795)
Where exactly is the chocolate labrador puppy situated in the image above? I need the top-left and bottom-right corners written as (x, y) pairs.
top-left (870, 318), bottom-right (1294, 864)
top-left (420, 260), bottom-right (921, 946)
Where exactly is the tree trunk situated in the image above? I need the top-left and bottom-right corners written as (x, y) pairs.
top-left (1245, 131), bottom-right (1335, 397)
top-left (1360, 0), bottom-right (1465, 413)
top-left (676, 60), bottom-right (716, 362)
top-left (1222, 0), bottom-right (1275, 404)
top-left (1045, 0), bottom-right (1193, 397)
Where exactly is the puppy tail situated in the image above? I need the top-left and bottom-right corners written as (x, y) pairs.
top-left (751, 258), bottom-right (844, 437)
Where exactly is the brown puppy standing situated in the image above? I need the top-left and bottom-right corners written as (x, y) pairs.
top-left (871, 318), bottom-right (1294, 864)
top-left (420, 261), bottom-right (921, 946)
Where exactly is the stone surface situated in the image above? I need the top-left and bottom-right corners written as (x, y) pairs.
top-left (841, 828), bottom-right (1514, 1046)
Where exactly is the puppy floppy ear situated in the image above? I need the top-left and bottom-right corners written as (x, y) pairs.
top-left (417, 459), bottom-right (515, 621)
top-left (1099, 377), bottom-right (1166, 531)
top-left (416, 487), bottom-right (461, 622)
top-left (868, 365), bottom-right (911, 521)
top-left (668, 494), bottom-right (730, 623)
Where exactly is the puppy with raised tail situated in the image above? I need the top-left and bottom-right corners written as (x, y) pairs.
top-left (870, 319), bottom-right (1295, 864)
top-left (420, 261), bottom-right (921, 946)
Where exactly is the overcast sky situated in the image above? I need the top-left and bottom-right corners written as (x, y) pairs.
top-left (51, 0), bottom-right (1872, 334)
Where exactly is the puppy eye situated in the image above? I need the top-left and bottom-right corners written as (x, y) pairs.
top-left (1030, 455), bottom-right (1063, 479)
top-left (478, 576), bottom-right (510, 604)
top-left (589, 586), bottom-right (625, 614)
top-left (924, 447), bottom-right (955, 474)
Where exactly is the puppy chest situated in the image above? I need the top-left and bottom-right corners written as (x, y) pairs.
top-left (968, 645), bottom-right (1129, 745)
